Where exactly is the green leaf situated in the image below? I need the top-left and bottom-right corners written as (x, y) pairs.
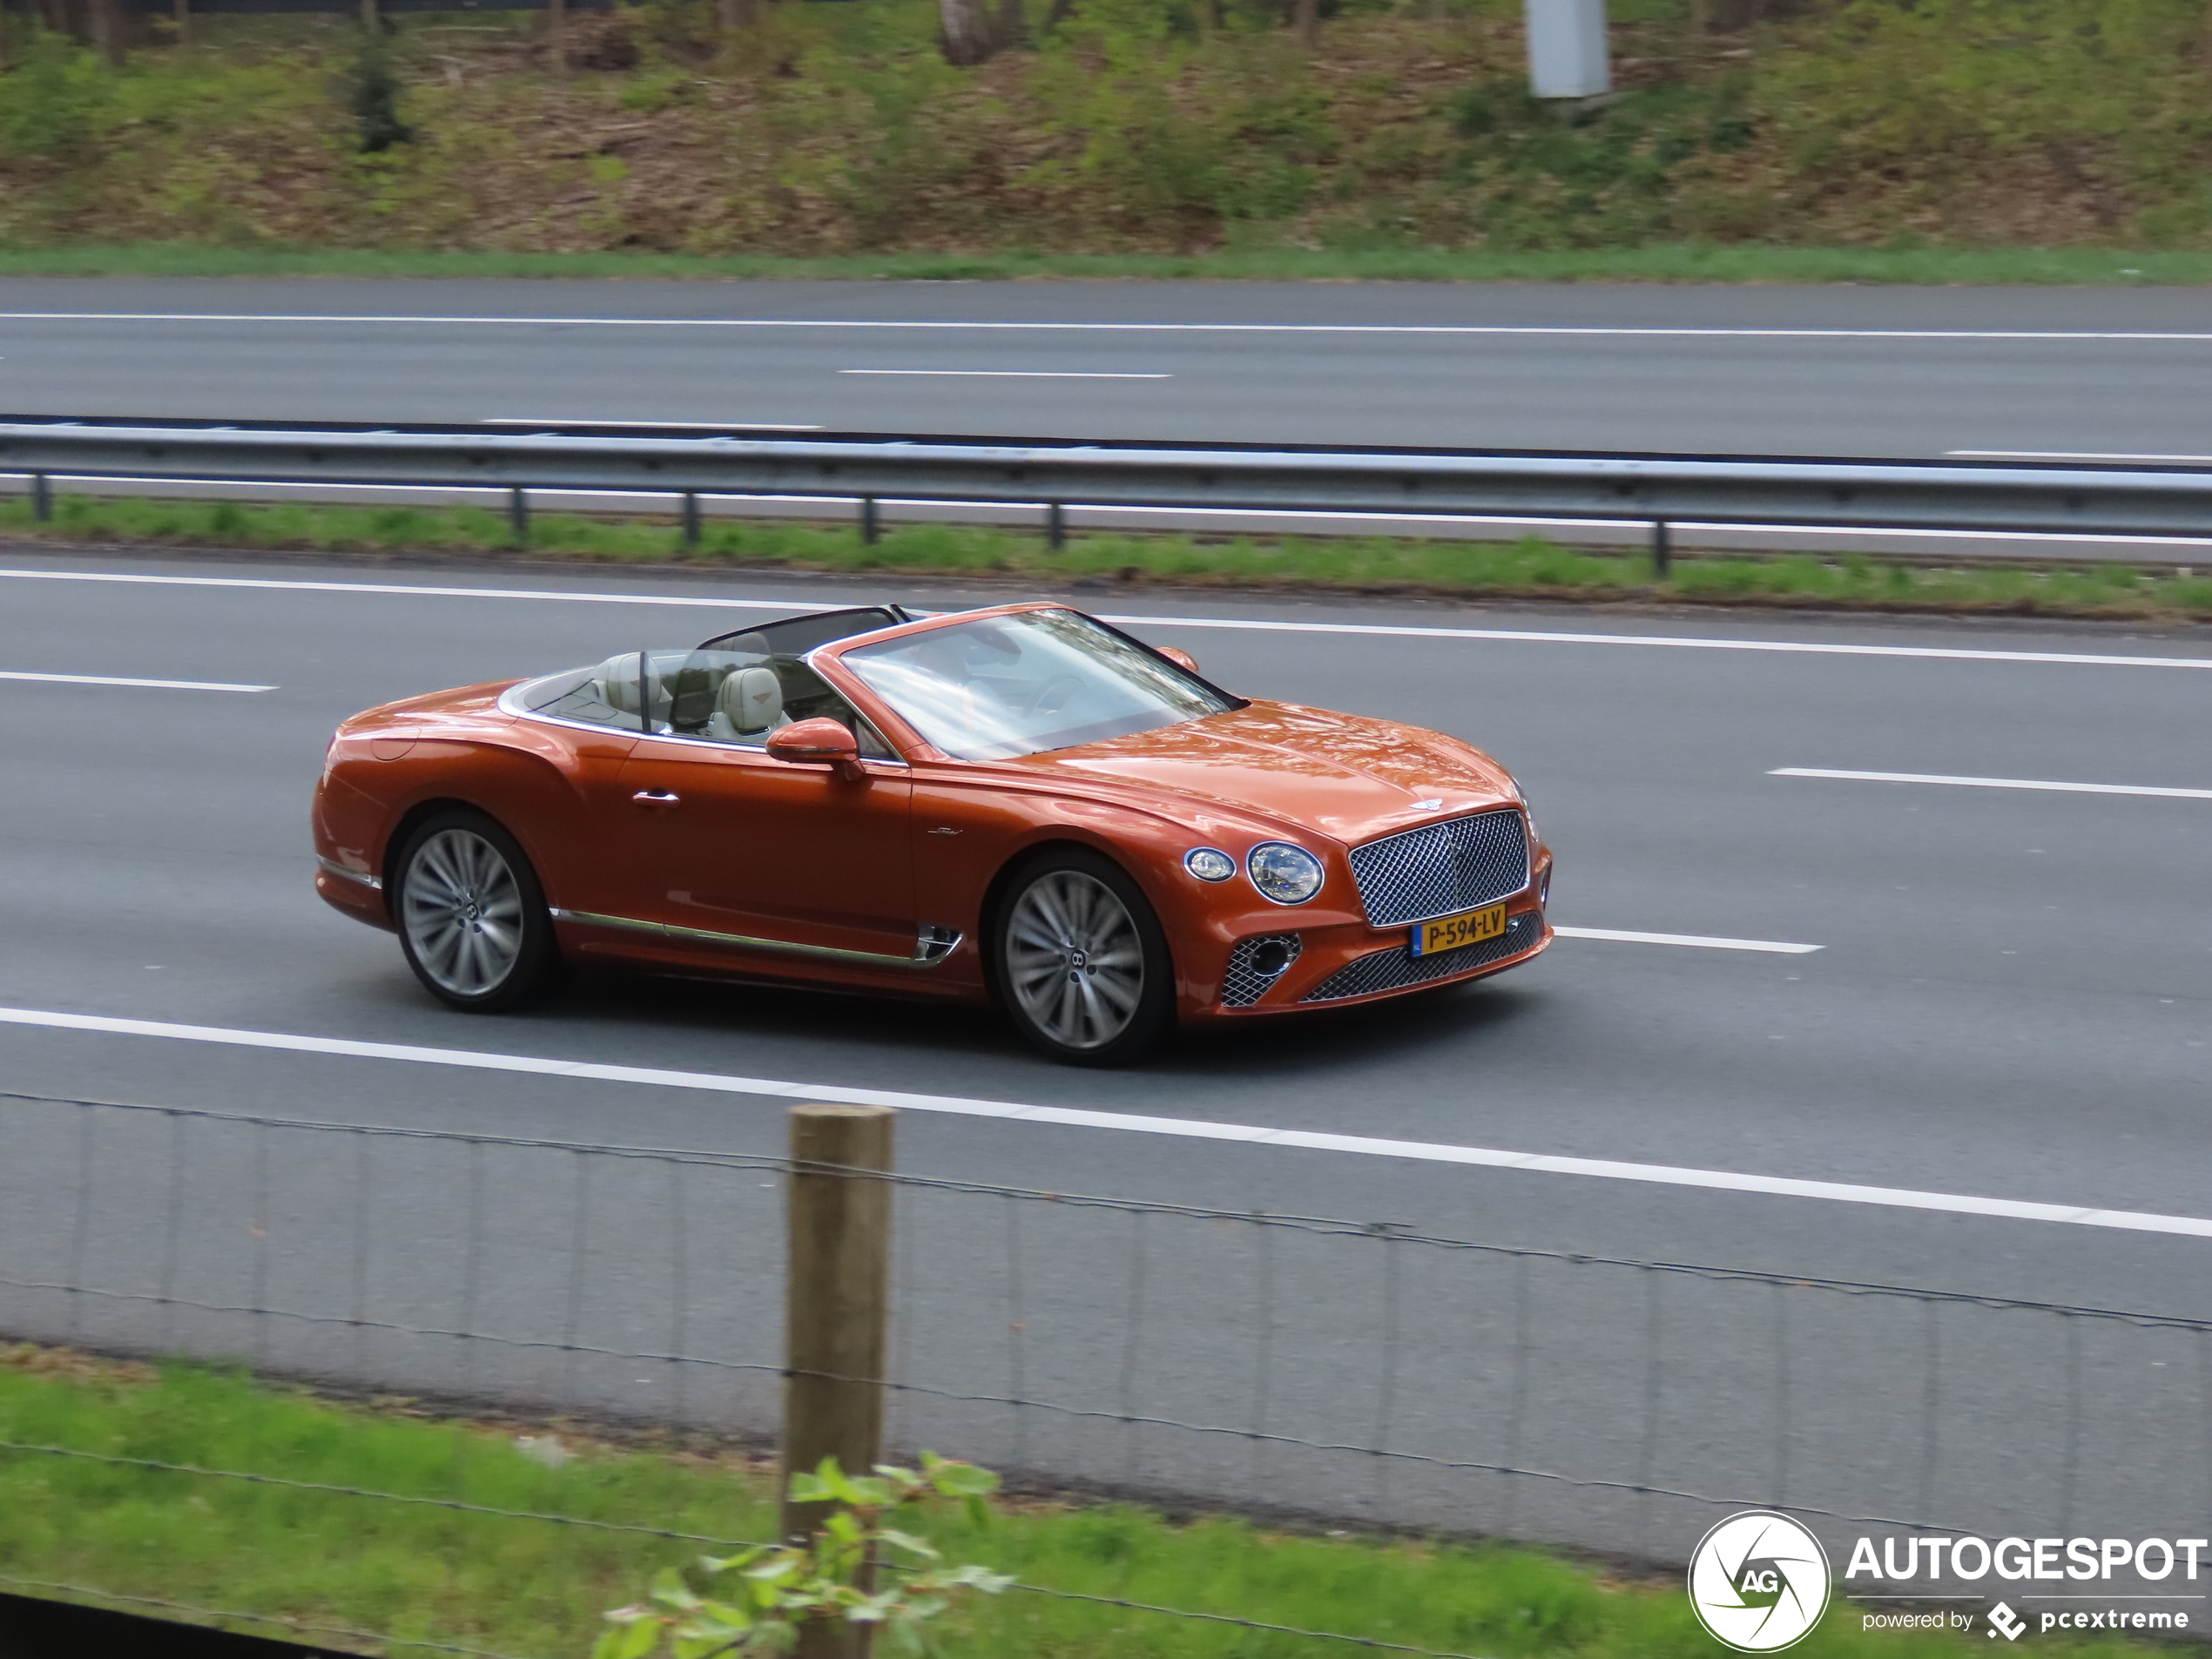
top-left (812, 1455), bottom-right (863, 1504)
top-left (651, 1567), bottom-right (703, 1612)
top-left (876, 1527), bottom-right (941, 1561)
top-left (698, 1548), bottom-right (765, 1576)
top-left (787, 1472), bottom-right (835, 1504)
top-left (926, 1460), bottom-right (1000, 1498)
top-left (845, 1474), bottom-right (894, 1507)
top-left (825, 1510), bottom-right (865, 1545)
top-left (672, 1616), bottom-right (752, 1659)
top-left (595, 1614), bottom-right (666, 1659)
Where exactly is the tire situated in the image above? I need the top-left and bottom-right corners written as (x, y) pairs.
top-left (991, 847), bottom-right (1175, 1067)
top-left (392, 809), bottom-right (564, 1013)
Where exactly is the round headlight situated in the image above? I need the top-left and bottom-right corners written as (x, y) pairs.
top-left (1184, 846), bottom-right (1236, 882)
top-left (1247, 842), bottom-right (1324, 905)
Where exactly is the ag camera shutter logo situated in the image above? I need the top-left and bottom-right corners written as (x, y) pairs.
top-left (1689, 1512), bottom-right (1832, 1652)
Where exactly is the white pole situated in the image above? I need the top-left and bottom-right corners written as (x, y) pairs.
top-left (1526, 0), bottom-right (1610, 99)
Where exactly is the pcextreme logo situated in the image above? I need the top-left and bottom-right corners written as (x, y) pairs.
top-left (1689, 1512), bottom-right (1834, 1652)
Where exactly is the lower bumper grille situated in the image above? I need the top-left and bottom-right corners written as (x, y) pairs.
top-left (1300, 910), bottom-right (1543, 1003)
top-left (1221, 932), bottom-right (1304, 1008)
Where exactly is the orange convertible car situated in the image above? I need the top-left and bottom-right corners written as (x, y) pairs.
top-left (313, 602), bottom-right (1551, 1064)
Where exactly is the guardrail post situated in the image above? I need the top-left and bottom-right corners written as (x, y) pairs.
top-left (860, 496), bottom-right (880, 545)
top-left (1650, 516), bottom-right (1671, 580)
top-left (30, 473), bottom-right (51, 523)
top-left (680, 490), bottom-right (701, 550)
top-left (1047, 501), bottom-right (1066, 551)
top-left (507, 487), bottom-right (529, 549)
top-left (782, 1103), bottom-right (894, 1659)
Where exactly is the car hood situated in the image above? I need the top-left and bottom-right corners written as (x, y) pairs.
top-left (1011, 701), bottom-right (1519, 844)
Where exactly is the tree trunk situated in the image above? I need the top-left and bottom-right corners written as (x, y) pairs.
top-left (994, 0), bottom-right (1026, 51)
top-left (1292, 0), bottom-right (1318, 49)
top-left (90, 0), bottom-right (126, 64)
top-left (938, 0), bottom-right (996, 65)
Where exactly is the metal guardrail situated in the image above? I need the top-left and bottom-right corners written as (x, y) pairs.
top-left (8, 415), bottom-right (2212, 563)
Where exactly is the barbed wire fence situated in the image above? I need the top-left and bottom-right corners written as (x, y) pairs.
top-left (3, 1087), bottom-right (2210, 1654)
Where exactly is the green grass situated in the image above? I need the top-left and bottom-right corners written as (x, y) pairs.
top-left (0, 1346), bottom-right (2175, 1659)
top-left (14, 489), bottom-right (2212, 624)
top-left (15, 0), bottom-right (2212, 267)
top-left (0, 242), bottom-right (2206, 285)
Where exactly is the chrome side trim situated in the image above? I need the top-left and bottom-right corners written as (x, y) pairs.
top-left (550, 907), bottom-right (955, 970)
top-left (914, 923), bottom-right (963, 966)
top-left (318, 856), bottom-right (381, 892)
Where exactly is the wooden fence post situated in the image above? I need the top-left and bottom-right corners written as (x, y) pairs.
top-left (781, 1103), bottom-right (894, 1658)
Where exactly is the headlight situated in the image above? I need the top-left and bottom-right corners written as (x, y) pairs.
top-left (1247, 842), bottom-right (1324, 905)
top-left (1184, 847), bottom-right (1236, 882)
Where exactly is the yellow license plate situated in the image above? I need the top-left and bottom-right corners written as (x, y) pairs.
top-left (1411, 901), bottom-right (1508, 958)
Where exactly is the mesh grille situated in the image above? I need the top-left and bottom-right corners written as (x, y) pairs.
top-left (1221, 933), bottom-right (1304, 1008)
top-left (1301, 910), bottom-right (1543, 1003)
top-left (1345, 809), bottom-right (1531, 927)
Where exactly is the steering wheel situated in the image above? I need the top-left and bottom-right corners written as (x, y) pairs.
top-left (1024, 674), bottom-right (1084, 717)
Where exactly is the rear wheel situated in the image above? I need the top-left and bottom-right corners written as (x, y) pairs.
top-left (993, 848), bottom-right (1174, 1067)
top-left (393, 810), bottom-right (563, 1012)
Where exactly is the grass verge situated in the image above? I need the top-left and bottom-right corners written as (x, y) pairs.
top-left (0, 243), bottom-right (2206, 286)
top-left (0, 1345), bottom-right (2170, 1659)
top-left (12, 492), bottom-right (2212, 624)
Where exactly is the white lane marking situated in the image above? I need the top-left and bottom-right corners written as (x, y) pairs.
top-left (3, 1003), bottom-right (2206, 1237)
top-left (1553, 925), bottom-right (1821, 954)
top-left (838, 368), bottom-right (1172, 379)
top-left (1775, 766), bottom-right (2212, 801)
top-left (482, 418), bottom-right (824, 430)
top-left (7, 312), bottom-right (2212, 343)
top-left (1096, 613), bottom-right (2212, 671)
top-left (0, 669), bottom-right (272, 691)
top-left (7, 567), bottom-right (2212, 669)
top-left (0, 568), bottom-right (801, 610)
top-left (1948, 449), bottom-right (2212, 464)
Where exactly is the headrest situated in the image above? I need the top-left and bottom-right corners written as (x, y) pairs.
top-left (718, 665), bottom-right (784, 733)
top-left (592, 653), bottom-right (642, 713)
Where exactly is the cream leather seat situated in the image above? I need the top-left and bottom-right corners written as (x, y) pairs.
top-left (705, 665), bottom-right (786, 742)
top-left (591, 653), bottom-right (642, 715)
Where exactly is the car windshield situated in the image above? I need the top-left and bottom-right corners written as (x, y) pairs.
top-left (838, 608), bottom-right (1237, 761)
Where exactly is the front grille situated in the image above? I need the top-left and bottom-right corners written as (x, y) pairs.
top-left (1221, 933), bottom-right (1303, 1008)
top-left (1345, 808), bottom-right (1530, 927)
top-left (1301, 910), bottom-right (1543, 1003)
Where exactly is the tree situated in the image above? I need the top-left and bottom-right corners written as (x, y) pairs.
top-left (939, 0), bottom-right (999, 66)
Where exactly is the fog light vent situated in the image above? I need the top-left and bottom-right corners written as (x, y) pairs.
top-left (1222, 933), bottom-right (1303, 1008)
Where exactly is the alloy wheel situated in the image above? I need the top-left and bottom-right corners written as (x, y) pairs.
top-left (1003, 869), bottom-right (1146, 1052)
top-left (400, 827), bottom-right (527, 997)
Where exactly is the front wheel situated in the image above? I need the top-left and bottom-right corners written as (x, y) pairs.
top-left (993, 848), bottom-right (1175, 1067)
top-left (393, 809), bottom-right (564, 1013)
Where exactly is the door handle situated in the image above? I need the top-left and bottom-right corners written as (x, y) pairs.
top-left (631, 789), bottom-right (681, 807)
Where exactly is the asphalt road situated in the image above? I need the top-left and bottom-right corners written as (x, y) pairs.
top-left (9, 276), bottom-right (2212, 457)
top-left (3, 545), bottom-right (2209, 1565)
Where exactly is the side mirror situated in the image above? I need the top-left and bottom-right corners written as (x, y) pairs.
top-left (768, 718), bottom-right (865, 780)
top-left (1157, 646), bottom-right (1201, 675)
